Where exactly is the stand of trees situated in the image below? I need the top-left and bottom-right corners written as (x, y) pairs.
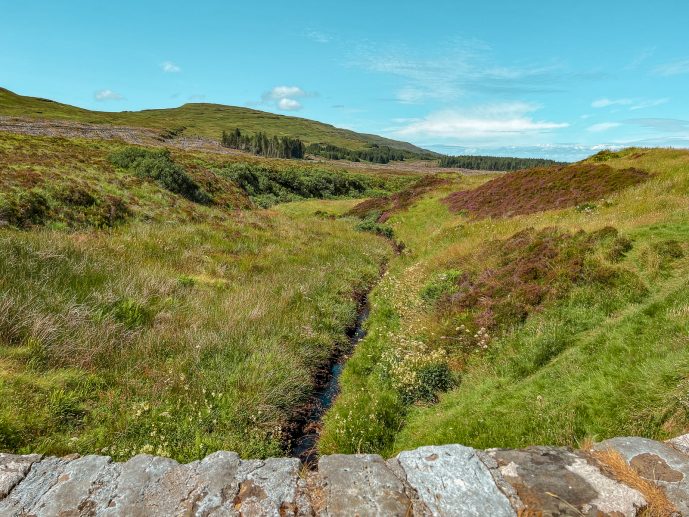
top-left (439, 155), bottom-right (565, 171)
top-left (305, 143), bottom-right (410, 164)
top-left (221, 128), bottom-right (305, 159)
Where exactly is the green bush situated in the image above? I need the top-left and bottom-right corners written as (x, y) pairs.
top-left (355, 219), bottom-right (394, 239)
top-left (355, 211), bottom-right (394, 239)
top-left (109, 148), bottom-right (211, 204)
top-left (220, 163), bottom-right (371, 207)
top-left (590, 149), bottom-right (621, 162)
top-left (408, 363), bottom-right (455, 403)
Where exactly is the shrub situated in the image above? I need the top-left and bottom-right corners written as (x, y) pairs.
top-left (109, 148), bottom-right (211, 204)
top-left (58, 185), bottom-right (97, 207)
top-left (220, 163), bottom-right (371, 207)
top-left (413, 363), bottom-right (455, 403)
top-left (355, 212), bottom-right (394, 239)
top-left (0, 189), bottom-right (51, 228)
top-left (97, 195), bottom-right (131, 228)
top-left (575, 202), bottom-right (597, 213)
top-left (590, 149), bottom-right (620, 162)
top-left (653, 239), bottom-right (684, 260)
top-left (607, 236), bottom-right (634, 262)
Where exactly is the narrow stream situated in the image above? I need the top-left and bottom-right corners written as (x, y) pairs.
top-left (290, 302), bottom-right (370, 465)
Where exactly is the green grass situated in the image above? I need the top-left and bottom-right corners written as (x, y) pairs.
top-left (318, 147), bottom-right (689, 456)
top-left (0, 87), bottom-right (428, 153)
top-left (0, 131), bottom-right (394, 460)
top-left (3, 127), bottom-right (689, 463)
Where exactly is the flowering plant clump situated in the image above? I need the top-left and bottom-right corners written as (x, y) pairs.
top-left (381, 334), bottom-right (454, 404)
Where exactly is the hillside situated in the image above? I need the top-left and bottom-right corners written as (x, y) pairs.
top-left (0, 87), bottom-right (429, 153)
top-left (314, 147), bottom-right (689, 457)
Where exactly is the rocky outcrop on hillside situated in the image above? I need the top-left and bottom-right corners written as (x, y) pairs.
top-left (1, 435), bottom-right (688, 516)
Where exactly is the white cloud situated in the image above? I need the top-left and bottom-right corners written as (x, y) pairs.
top-left (278, 98), bottom-right (302, 110)
top-left (393, 102), bottom-right (568, 142)
top-left (261, 85), bottom-right (315, 111)
top-left (161, 61), bottom-right (181, 73)
top-left (653, 59), bottom-right (689, 76)
top-left (94, 89), bottom-right (124, 101)
top-left (587, 122), bottom-right (621, 132)
top-left (629, 98), bottom-right (669, 110)
top-left (592, 98), bottom-right (633, 108)
top-left (264, 86), bottom-right (306, 101)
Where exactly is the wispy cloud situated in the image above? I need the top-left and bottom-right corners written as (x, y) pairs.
top-left (588, 122), bottom-right (621, 132)
top-left (352, 40), bottom-right (568, 103)
top-left (591, 98), bottom-right (633, 108)
top-left (260, 85), bottom-right (316, 111)
top-left (94, 89), bottom-right (124, 101)
top-left (188, 94), bottom-right (206, 101)
top-left (305, 29), bottom-right (331, 44)
top-left (161, 61), bottom-right (181, 73)
top-left (392, 102), bottom-right (568, 143)
top-left (624, 47), bottom-right (655, 71)
top-left (653, 59), bottom-right (689, 76)
top-left (629, 98), bottom-right (668, 110)
top-left (591, 97), bottom-right (668, 110)
top-left (624, 118), bottom-right (689, 132)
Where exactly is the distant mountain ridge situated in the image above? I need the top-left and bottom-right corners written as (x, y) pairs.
top-left (0, 87), bottom-right (431, 154)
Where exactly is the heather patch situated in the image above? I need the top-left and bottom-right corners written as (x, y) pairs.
top-left (444, 163), bottom-right (648, 218)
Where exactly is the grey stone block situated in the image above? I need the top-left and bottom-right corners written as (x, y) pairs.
top-left (316, 453), bottom-right (412, 516)
top-left (396, 444), bottom-right (515, 517)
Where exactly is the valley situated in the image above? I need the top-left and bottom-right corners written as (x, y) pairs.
top-left (1, 90), bottom-right (688, 480)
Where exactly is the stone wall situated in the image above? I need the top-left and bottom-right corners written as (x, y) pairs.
top-left (1, 434), bottom-right (688, 516)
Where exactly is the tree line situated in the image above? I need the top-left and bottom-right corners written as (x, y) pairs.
top-left (221, 128), bottom-right (305, 159)
top-left (439, 155), bottom-right (565, 171)
top-left (305, 143), bottom-right (410, 164)
top-left (221, 128), bottom-right (438, 164)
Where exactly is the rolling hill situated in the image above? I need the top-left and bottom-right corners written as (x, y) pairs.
top-left (0, 87), bottom-right (429, 153)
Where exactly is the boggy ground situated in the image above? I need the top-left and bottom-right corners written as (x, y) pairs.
top-left (317, 147), bottom-right (689, 458)
top-left (0, 131), bottom-right (398, 461)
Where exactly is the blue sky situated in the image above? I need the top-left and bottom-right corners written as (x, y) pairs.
top-left (2, 0), bottom-right (688, 160)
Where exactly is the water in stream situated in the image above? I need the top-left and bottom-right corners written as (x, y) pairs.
top-left (290, 303), bottom-right (370, 464)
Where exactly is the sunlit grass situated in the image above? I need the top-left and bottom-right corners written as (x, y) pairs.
top-left (319, 147), bottom-right (689, 456)
top-left (0, 132), bottom-right (394, 461)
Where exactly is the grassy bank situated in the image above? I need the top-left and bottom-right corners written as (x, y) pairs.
top-left (0, 132), bottom-right (393, 460)
top-left (318, 148), bottom-right (689, 456)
